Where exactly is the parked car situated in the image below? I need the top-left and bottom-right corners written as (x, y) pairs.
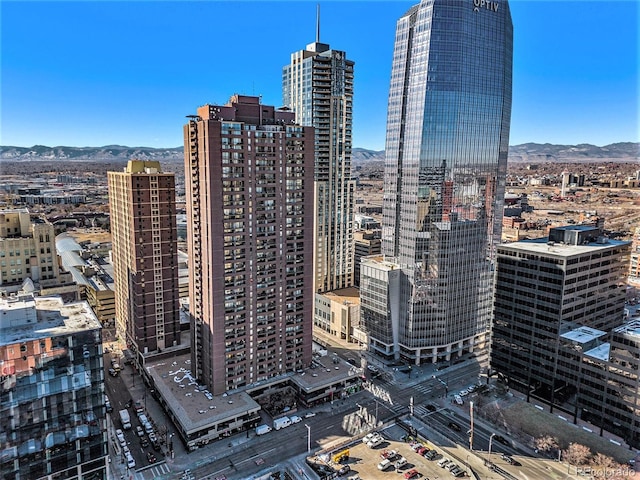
top-left (363, 432), bottom-right (379, 444)
top-left (367, 436), bottom-right (384, 448)
top-left (290, 415), bottom-right (302, 424)
top-left (450, 466), bottom-right (464, 477)
top-left (395, 457), bottom-right (408, 469)
top-left (135, 426), bottom-right (144, 437)
top-left (337, 465), bottom-right (351, 476)
top-left (438, 458), bottom-right (451, 468)
top-left (115, 429), bottom-right (125, 444)
top-left (501, 453), bottom-right (517, 465)
top-left (304, 412), bottom-right (316, 418)
top-left (404, 469), bottom-right (420, 479)
top-left (378, 459), bottom-right (393, 471)
top-left (416, 445), bottom-right (428, 455)
top-left (380, 449), bottom-right (398, 460)
top-left (424, 449), bottom-right (438, 460)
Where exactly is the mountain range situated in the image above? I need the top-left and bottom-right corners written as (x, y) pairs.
top-left (0, 142), bottom-right (637, 164)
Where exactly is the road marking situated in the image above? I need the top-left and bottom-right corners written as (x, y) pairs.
top-left (237, 447), bottom-right (277, 466)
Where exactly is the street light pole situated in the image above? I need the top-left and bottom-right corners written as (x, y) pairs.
top-left (488, 433), bottom-right (496, 460)
top-left (305, 424), bottom-right (311, 453)
top-left (469, 401), bottom-right (474, 451)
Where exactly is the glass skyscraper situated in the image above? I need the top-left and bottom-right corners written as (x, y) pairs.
top-left (361, 0), bottom-right (512, 364)
top-left (283, 36), bottom-right (355, 294)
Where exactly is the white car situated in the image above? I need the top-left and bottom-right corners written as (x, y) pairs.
top-left (377, 459), bottom-right (392, 471)
top-left (115, 429), bottom-right (125, 443)
top-left (304, 412), bottom-right (316, 418)
top-left (126, 453), bottom-right (135, 469)
top-left (454, 394), bottom-right (463, 405)
top-left (367, 436), bottom-right (384, 448)
top-left (290, 415), bottom-right (302, 423)
top-left (135, 426), bottom-right (144, 437)
top-left (459, 389), bottom-right (470, 397)
top-left (362, 432), bottom-right (378, 444)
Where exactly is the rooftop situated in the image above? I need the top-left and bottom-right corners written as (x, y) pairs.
top-left (614, 319), bottom-right (640, 338)
top-left (0, 295), bottom-right (101, 345)
top-left (561, 326), bottom-right (607, 344)
top-left (584, 342), bottom-right (610, 362)
top-left (322, 287), bottom-right (360, 306)
top-left (500, 236), bottom-right (630, 257)
top-left (145, 354), bottom-right (261, 435)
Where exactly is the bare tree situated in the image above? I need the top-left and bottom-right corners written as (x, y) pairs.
top-left (591, 453), bottom-right (616, 469)
top-left (563, 443), bottom-right (591, 467)
top-left (534, 435), bottom-right (559, 454)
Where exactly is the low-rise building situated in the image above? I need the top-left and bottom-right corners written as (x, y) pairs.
top-left (314, 287), bottom-right (360, 342)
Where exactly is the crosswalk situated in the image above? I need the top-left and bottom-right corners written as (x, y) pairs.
top-left (412, 383), bottom-right (433, 395)
top-left (134, 461), bottom-right (171, 479)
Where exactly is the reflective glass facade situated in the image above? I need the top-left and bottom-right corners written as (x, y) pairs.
top-left (372, 0), bottom-right (512, 363)
top-left (0, 296), bottom-right (107, 480)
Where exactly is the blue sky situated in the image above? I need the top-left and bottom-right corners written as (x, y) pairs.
top-left (2, 1), bottom-right (637, 150)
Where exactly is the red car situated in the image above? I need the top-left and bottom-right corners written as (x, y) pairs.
top-left (416, 446), bottom-right (428, 455)
top-left (404, 469), bottom-right (420, 479)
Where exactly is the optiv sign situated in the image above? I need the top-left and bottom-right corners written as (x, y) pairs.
top-left (473, 0), bottom-right (499, 12)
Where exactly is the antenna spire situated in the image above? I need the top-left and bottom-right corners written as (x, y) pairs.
top-left (316, 3), bottom-right (320, 43)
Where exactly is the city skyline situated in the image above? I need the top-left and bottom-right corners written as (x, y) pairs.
top-left (2, 1), bottom-right (637, 150)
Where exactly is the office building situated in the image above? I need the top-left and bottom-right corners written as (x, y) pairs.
top-left (184, 95), bottom-right (314, 395)
top-left (313, 287), bottom-right (360, 341)
top-left (0, 294), bottom-right (107, 480)
top-left (353, 230), bottom-right (381, 287)
top-left (283, 26), bottom-right (355, 294)
top-left (107, 161), bottom-right (180, 362)
top-left (361, 0), bottom-right (513, 364)
top-left (491, 225), bottom-right (639, 445)
top-left (628, 226), bottom-right (640, 287)
top-left (0, 209), bottom-right (76, 299)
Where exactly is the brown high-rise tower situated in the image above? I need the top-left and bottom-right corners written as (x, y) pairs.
top-left (184, 95), bottom-right (314, 395)
top-left (108, 160), bottom-right (180, 363)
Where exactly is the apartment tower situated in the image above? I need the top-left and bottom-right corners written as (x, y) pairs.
top-left (107, 161), bottom-right (180, 362)
top-left (361, 0), bottom-right (513, 364)
top-left (282, 19), bottom-right (355, 294)
top-left (184, 95), bottom-right (314, 395)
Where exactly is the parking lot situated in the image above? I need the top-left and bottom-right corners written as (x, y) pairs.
top-left (315, 426), bottom-right (469, 479)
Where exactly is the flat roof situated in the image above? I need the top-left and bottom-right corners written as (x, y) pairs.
top-left (293, 354), bottom-right (363, 393)
top-left (145, 354), bottom-right (261, 435)
top-left (361, 255), bottom-right (400, 270)
top-left (500, 237), bottom-right (629, 257)
top-left (584, 342), bottom-right (610, 362)
top-left (322, 287), bottom-right (360, 305)
top-left (561, 326), bottom-right (607, 344)
top-left (614, 319), bottom-right (640, 337)
top-left (1, 296), bottom-right (101, 345)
